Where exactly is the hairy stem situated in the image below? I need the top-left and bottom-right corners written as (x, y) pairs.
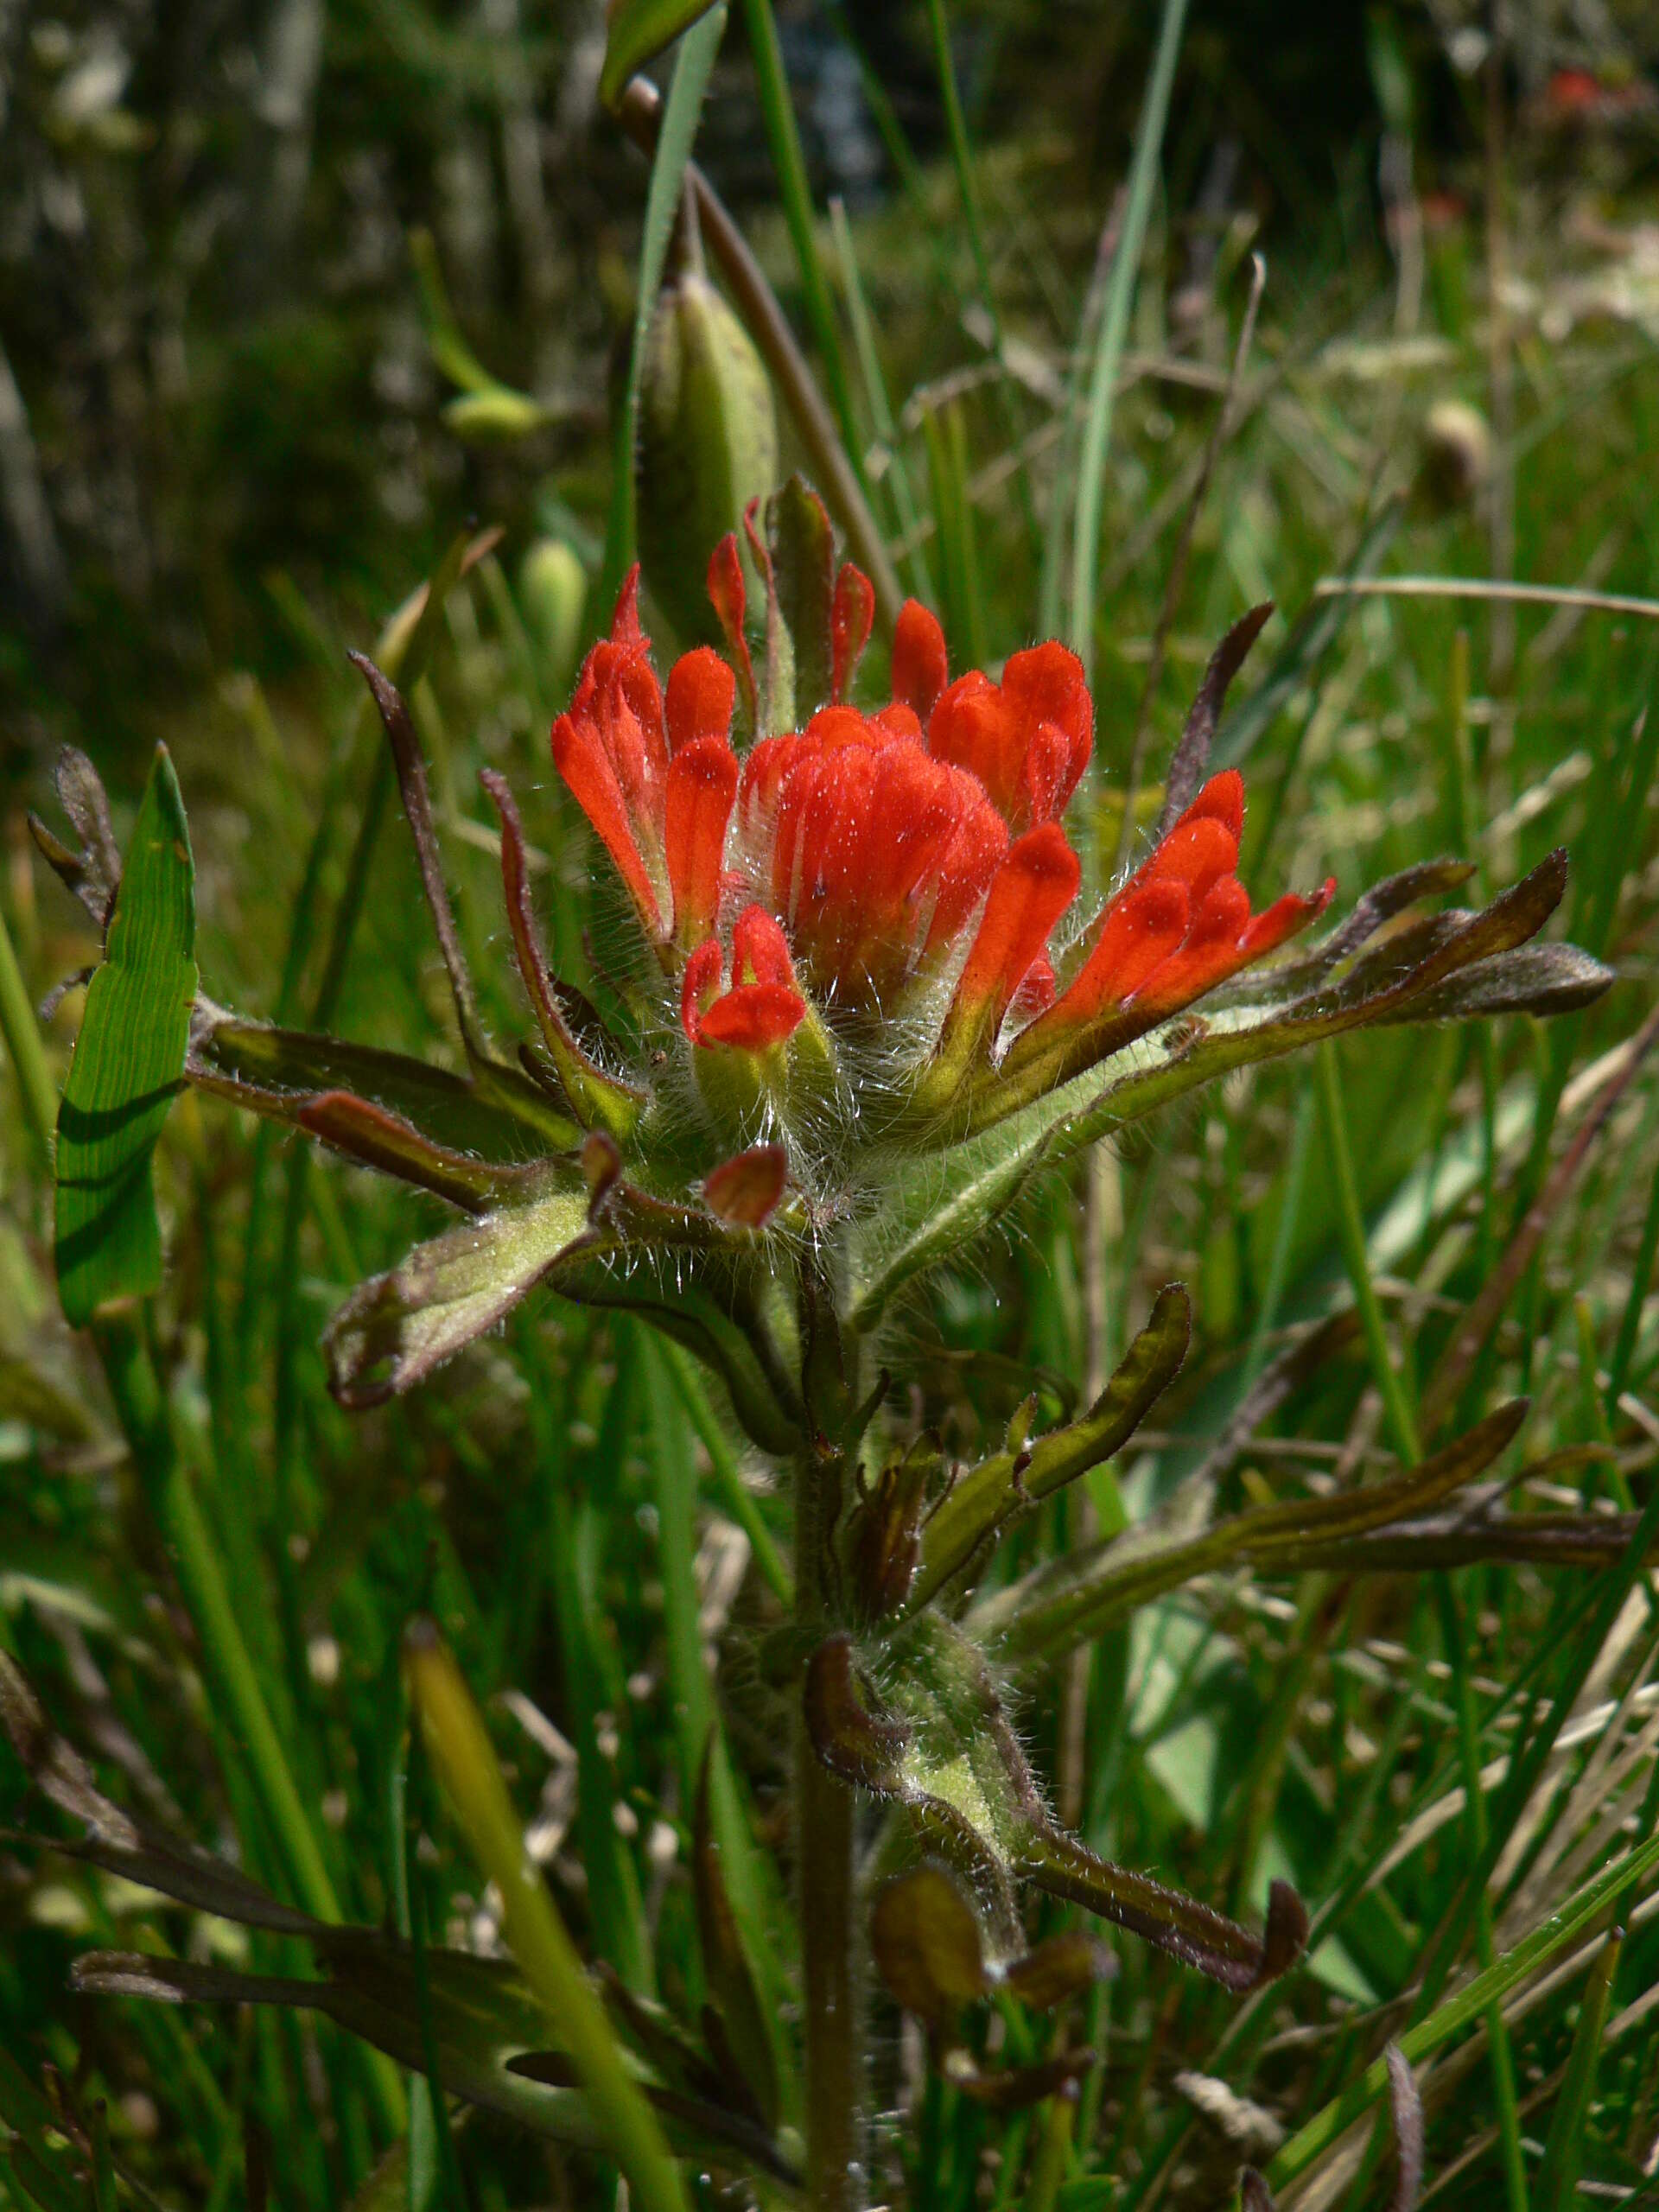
top-left (795, 1446), bottom-right (865, 2212)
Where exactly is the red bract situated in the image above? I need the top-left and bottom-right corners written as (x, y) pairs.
top-left (1018, 771), bottom-right (1334, 1061)
top-left (552, 550), bottom-right (1330, 1120)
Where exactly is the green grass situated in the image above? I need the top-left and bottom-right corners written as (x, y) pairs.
top-left (4, 7), bottom-right (1659, 2211)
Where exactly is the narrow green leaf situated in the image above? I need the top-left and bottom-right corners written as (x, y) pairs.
top-left (404, 1624), bottom-right (690, 2212)
top-left (1060, 0), bottom-right (1191, 671)
top-left (1266, 1830), bottom-right (1659, 2192)
top-left (912, 1283), bottom-right (1190, 1610)
top-left (766, 476), bottom-right (836, 720)
top-left (55, 745), bottom-right (197, 1325)
top-left (192, 1016), bottom-right (569, 1159)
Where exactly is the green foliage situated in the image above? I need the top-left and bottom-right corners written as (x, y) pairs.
top-left (53, 747), bottom-right (196, 1325)
top-left (7, 6), bottom-right (1659, 2212)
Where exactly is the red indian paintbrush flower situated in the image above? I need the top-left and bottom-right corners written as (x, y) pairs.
top-left (551, 536), bottom-right (1334, 1142)
top-left (145, 475), bottom-right (1603, 1416)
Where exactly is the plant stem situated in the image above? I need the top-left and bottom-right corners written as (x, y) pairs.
top-left (794, 1446), bottom-right (864, 2212)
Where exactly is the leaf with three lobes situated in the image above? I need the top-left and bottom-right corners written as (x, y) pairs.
top-left (54, 746), bottom-right (197, 1326)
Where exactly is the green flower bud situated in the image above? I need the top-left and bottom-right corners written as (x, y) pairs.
top-left (637, 273), bottom-right (778, 646)
top-left (518, 537), bottom-right (588, 695)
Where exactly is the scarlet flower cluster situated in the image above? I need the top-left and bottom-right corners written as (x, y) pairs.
top-left (551, 540), bottom-right (1332, 1141)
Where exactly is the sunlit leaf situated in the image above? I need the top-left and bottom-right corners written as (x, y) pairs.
top-left (54, 746), bottom-right (197, 1326)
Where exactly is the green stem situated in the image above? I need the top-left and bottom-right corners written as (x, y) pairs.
top-left (795, 1446), bottom-right (864, 2212)
top-left (0, 900), bottom-right (56, 1174)
top-left (1317, 1039), bottom-right (1421, 1466)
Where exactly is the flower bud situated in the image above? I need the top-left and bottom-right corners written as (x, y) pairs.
top-left (518, 537), bottom-right (588, 696)
top-left (1419, 398), bottom-right (1491, 511)
top-left (637, 274), bottom-right (778, 647)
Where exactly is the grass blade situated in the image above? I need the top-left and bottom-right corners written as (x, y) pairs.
top-left (404, 1620), bottom-right (689, 2212)
top-left (1266, 1825), bottom-right (1659, 2191)
top-left (1060, 0), bottom-right (1191, 672)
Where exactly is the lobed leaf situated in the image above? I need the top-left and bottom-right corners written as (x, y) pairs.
top-left (1156, 602), bottom-right (1274, 836)
top-left (976, 1399), bottom-right (1529, 1665)
top-left (808, 1619), bottom-right (1306, 1993)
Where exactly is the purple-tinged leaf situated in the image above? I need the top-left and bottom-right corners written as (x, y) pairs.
top-left (348, 652), bottom-right (483, 1051)
top-left (803, 1633), bottom-right (911, 1792)
top-left (870, 1866), bottom-right (1112, 2033)
top-left (1376, 942), bottom-right (1612, 1026)
top-left (1015, 1830), bottom-right (1307, 1993)
top-left (1386, 2044), bottom-right (1424, 2212)
top-left (190, 1013), bottom-right (578, 1158)
top-left (29, 747), bottom-right (124, 932)
top-left (1422, 1001), bottom-right (1659, 1427)
top-left (848, 1434), bottom-right (939, 1623)
top-left (869, 1866), bottom-right (988, 2022)
top-left (1157, 603), bottom-right (1274, 837)
top-left (296, 1092), bottom-right (552, 1215)
top-left (1001, 1929), bottom-right (1116, 2012)
top-left (702, 1143), bottom-right (787, 1229)
top-left (950, 2050), bottom-right (1093, 2112)
top-left (980, 1400), bottom-right (1529, 1663)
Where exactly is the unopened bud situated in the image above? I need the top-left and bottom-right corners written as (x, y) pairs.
top-left (637, 274), bottom-right (778, 646)
top-left (519, 538), bottom-right (588, 694)
top-left (1419, 399), bottom-right (1491, 510)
